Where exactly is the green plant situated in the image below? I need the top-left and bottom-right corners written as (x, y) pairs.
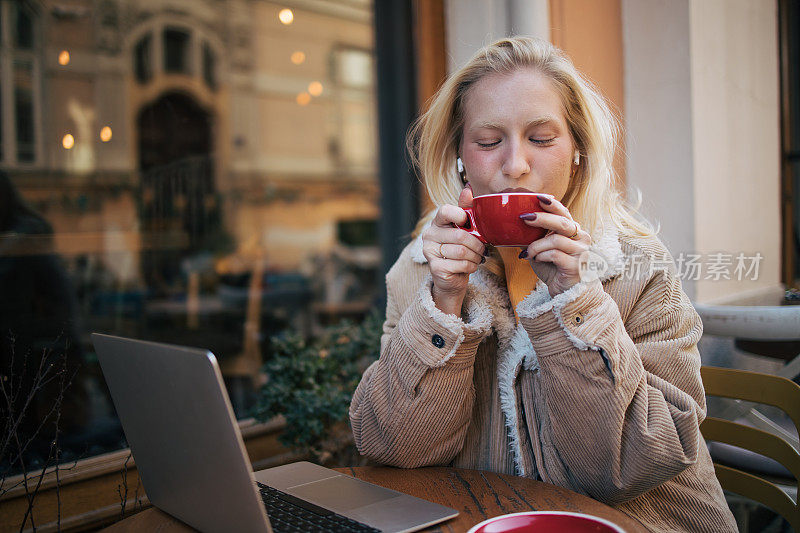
top-left (252, 309), bottom-right (382, 463)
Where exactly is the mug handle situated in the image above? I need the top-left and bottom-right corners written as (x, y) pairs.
top-left (455, 207), bottom-right (487, 243)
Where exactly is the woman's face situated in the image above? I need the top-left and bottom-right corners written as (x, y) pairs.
top-left (459, 68), bottom-right (575, 201)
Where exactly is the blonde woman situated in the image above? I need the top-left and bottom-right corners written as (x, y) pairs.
top-left (349, 37), bottom-right (736, 532)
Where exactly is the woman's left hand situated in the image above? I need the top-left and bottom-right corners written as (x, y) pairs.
top-left (519, 194), bottom-right (593, 297)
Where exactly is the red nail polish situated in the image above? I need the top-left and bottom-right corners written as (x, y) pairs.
top-left (536, 195), bottom-right (552, 205)
top-left (518, 250), bottom-right (528, 259)
top-left (519, 212), bottom-right (537, 220)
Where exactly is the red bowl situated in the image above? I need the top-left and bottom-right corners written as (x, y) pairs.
top-left (467, 511), bottom-right (627, 533)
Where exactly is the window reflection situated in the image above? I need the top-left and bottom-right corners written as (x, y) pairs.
top-left (202, 42), bottom-right (216, 91)
top-left (14, 60), bottom-right (34, 162)
top-left (134, 34), bottom-right (152, 83)
top-left (163, 27), bottom-right (190, 74)
top-left (0, 0), bottom-right (378, 476)
top-left (13, 3), bottom-right (33, 50)
top-left (0, 2), bottom-right (40, 166)
top-left (0, 65), bottom-right (3, 162)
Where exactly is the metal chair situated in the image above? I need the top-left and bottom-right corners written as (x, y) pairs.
top-left (700, 366), bottom-right (800, 531)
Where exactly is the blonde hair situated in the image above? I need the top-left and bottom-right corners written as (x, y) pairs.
top-left (407, 37), bottom-right (653, 275)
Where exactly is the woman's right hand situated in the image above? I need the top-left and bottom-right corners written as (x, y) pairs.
top-left (421, 186), bottom-right (487, 316)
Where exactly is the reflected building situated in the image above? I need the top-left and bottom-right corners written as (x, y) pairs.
top-left (2, 0), bottom-right (379, 316)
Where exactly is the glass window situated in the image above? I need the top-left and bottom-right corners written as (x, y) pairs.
top-left (14, 59), bottom-right (34, 162)
top-left (0, 1), bottom-right (40, 164)
top-left (134, 34), bottom-right (152, 83)
top-left (163, 27), bottom-right (190, 74)
top-left (13, 3), bottom-right (33, 50)
top-left (332, 47), bottom-right (376, 172)
top-left (203, 42), bottom-right (216, 90)
top-left (0, 62), bottom-right (4, 162)
top-left (1, 1), bottom-right (379, 484)
top-left (335, 47), bottom-right (373, 89)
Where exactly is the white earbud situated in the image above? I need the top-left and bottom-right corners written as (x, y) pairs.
top-left (573, 150), bottom-right (580, 165)
top-left (457, 157), bottom-right (464, 174)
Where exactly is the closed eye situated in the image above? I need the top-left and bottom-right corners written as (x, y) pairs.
top-left (531, 137), bottom-right (555, 145)
top-left (476, 140), bottom-right (500, 148)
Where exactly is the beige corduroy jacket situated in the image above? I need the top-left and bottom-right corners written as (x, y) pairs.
top-left (349, 222), bottom-right (738, 533)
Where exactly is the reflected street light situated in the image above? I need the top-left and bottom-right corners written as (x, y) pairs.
top-left (279, 9), bottom-right (294, 25)
top-left (308, 81), bottom-right (323, 96)
top-left (291, 51), bottom-right (305, 65)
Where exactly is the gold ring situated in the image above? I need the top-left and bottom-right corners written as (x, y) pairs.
top-left (569, 222), bottom-right (580, 240)
top-left (439, 243), bottom-right (447, 259)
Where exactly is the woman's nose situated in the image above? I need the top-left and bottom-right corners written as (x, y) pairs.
top-left (501, 141), bottom-right (531, 179)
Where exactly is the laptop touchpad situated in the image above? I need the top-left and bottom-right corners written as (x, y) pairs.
top-left (288, 475), bottom-right (399, 512)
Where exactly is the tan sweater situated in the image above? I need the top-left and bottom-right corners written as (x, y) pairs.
top-left (349, 223), bottom-right (738, 533)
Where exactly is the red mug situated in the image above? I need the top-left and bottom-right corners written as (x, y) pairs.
top-left (457, 192), bottom-right (547, 247)
top-left (467, 511), bottom-right (627, 533)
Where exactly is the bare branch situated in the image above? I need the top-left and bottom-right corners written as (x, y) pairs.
top-left (0, 336), bottom-right (78, 531)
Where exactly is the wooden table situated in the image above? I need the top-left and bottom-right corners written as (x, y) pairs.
top-left (103, 466), bottom-right (646, 532)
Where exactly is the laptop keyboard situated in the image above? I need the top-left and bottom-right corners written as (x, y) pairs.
top-left (257, 483), bottom-right (381, 533)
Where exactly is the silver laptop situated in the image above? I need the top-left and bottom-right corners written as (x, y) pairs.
top-left (92, 333), bottom-right (458, 533)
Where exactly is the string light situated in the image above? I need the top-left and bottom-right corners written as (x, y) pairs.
top-left (62, 134), bottom-right (75, 149)
top-left (58, 50), bottom-right (70, 66)
top-left (100, 126), bottom-right (112, 142)
top-left (296, 92), bottom-right (311, 106)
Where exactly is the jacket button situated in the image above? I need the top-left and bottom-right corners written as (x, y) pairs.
top-left (431, 334), bottom-right (445, 348)
top-left (573, 313), bottom-right (584, 325)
